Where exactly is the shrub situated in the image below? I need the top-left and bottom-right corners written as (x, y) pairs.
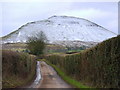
top-left (27, 31), bottom-right (47, 56)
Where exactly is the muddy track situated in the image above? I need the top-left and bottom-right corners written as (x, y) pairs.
top-left (37, 61), bottom-right (72, 88)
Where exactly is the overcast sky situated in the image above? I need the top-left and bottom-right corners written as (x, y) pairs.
top-left (0, 2), bottom-right (118, 36)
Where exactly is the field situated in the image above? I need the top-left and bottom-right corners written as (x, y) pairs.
top-left (2, 43), bottom-right (86, 54)
top-left (2, 43), bottom-right (27, 51)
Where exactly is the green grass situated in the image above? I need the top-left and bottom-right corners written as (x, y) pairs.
top-left (39, 59), bottom-right (90, 88)
top-left (67, 49), bottom-right (83, 52)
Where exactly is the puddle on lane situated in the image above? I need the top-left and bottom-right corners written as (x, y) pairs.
top-left (29, 61), bottom-right (41, 88)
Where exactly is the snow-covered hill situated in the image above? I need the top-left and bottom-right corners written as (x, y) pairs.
top-left (2, 16), bottom-right (117, 45)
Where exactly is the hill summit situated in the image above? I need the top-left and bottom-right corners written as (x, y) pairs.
top-left (2, 16), bottom-right (117, 44)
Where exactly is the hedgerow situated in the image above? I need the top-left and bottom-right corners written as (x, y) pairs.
top-left (45, 35), bottom-right (120, 88)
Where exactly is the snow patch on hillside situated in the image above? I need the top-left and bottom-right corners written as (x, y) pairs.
top-left (2, 16), bottom-right (117, 45)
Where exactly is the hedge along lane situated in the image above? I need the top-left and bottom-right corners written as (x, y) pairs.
top-left (44, 35), bottom-right (120, 88)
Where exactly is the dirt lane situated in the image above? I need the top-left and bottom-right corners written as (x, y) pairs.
top-left (38, 61), bottom-right (72, 88)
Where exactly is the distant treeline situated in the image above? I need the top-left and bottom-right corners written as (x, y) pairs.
top-left (2, 50), bottom-right (37, 88)
top-left (45, 35), bottom-right (120, 88)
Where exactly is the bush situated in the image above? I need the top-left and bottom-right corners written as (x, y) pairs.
top-left (27, 31), bottom-right (47, 56)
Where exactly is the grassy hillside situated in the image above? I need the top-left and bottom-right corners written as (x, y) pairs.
top-left (45, 35), bottom-right (120, 88)
top-left (2, 50), bottom-right (37, 88)
top-left (2, 43), bottom-right (27, 52)
top-left (2, 43), bottom-right (87, 55)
